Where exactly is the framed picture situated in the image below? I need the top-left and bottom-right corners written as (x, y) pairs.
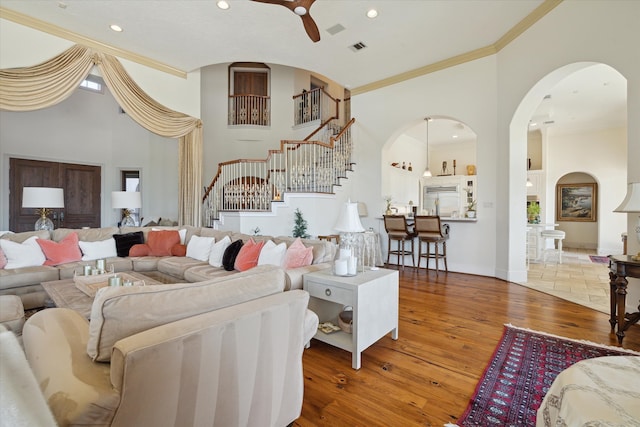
top-left (556, 183), bottom-right (597, 222)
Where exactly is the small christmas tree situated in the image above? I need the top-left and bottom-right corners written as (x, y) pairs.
top-left (292, 208), bottom-right (310, 238)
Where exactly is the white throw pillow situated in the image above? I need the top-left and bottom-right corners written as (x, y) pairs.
top-left (186, 235), bottom-right (215, 261)
top-left (0, 236), bottom-right (45, 269)
top-left (258, 240), bottom-right (287, 267)
top-left (208, 235), bottom-right (231, 268)
top-left (79, 238), bottom-right (117, 261)
top-left (152, 227), bottom-right (187, 245)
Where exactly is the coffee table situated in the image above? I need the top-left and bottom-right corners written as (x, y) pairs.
top-left (41, 271), bottom-right (162, 319)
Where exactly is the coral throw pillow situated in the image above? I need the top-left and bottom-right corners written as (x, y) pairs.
top-left (129, 244), bottom-right (151, 257)
top-left (234, 239), bottom-right (266, 272)
top-left (147, 230), bottom-right (181, 256)
top-left (36, 232), bottom-right (82, 266)
top-left (222, 240), bottom-right (243, 271)
top-left (282, 238), bottom-right (313, 269)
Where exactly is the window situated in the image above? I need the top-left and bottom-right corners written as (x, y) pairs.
top-left (79, 75), bottom-right (104, 94)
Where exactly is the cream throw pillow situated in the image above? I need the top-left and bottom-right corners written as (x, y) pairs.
top-left (79, 238), bottom-right (117, 261)
top-left (257, 240), bottom-right (287, 267)
top-left (208, 235), bottom-right (231, 267)
top-left (0, 236), bottom-right (45, 268)
top-left (186, 235), bottom-right (215, 261)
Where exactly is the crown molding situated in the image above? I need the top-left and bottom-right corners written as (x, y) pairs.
top-left (0, 7), bottom-right (187, 79)
top-left (352, 0), bottom-right (563, 96)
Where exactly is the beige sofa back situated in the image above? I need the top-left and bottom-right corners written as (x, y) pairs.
top-left (88, 265), bottom-right (286, 361)
top-left (109, 290), bottom-right (309, 427)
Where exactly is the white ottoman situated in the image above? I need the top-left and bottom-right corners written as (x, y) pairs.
top-left (0, 295), bottom-right (25, 335)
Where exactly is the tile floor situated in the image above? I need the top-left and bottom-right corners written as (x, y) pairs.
top-left (517, 247), bottom-right (611, 314)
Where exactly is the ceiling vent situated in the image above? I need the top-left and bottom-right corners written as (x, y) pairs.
top-left (326, 24), bottom-right (345, 36)
top-left (349, 42), bottom-right (367, 52)
top-left (543, 120), bottom-right (555, 125)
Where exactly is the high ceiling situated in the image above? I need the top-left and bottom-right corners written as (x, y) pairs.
top-left (0, 0), bottom-right (627, 141)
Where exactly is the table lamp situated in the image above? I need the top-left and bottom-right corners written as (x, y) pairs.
top-left (111, 191), bottom-right (141, 227)
top-left (22, 187), bottom-right (64, 231)
top-left (614, 182), bottom-right (640, 250)
top-left (334, 200), bottom-right (365, 276)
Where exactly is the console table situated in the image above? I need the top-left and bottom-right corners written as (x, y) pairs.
top-left (608, 255), bottom-right (640, 345)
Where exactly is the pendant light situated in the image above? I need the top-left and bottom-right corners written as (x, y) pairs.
top-left (423, 117), bottom-right (432, 177)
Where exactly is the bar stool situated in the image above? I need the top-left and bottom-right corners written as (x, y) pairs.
top-left (541, 229), bottom-right (565, 264)
top-left (414, 215), bottom-right (450, 274)
top-left (383, 215), bottom-right (417, 270)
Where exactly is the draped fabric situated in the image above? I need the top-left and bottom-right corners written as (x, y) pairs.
top-left (0, 45), bottom-right (202, 226)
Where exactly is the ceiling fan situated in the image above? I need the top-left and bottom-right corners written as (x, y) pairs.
top-left (251, 0), bottom-right (321, 42)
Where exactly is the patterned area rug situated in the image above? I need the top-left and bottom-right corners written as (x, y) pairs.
top-left (455, 324), bottom-right (640, 427)
top-left (589, 255), bottom-right (609, 264)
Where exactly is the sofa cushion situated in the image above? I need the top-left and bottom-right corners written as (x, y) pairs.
top-left (53, 227), bottom-right (119, 243)
top-left (156, 256), bottom-right (207, 280)
top-left (0, 230), bottom-right (50, 244)
top-left (0, 247), bottom-right (6, 269)
top-left (171, 244), bottom-right (187, 257)
top-left (129, 244), bottom-right (150, 257)
top-left (185, 235), bottom-right (215, 261)
top-left (222, 239), bottom-right (243, 271)
top-left (0, 236), bottom-right (45, 269)
top-left (87, 264), bottom-right (287, 361)
top-left (151, 227), bottom-right (187, 245)
top-left (234, 238), bottom-right (265, 272)
top-left (147, 230), bottom-right (181, 256)
top-left (79, 238), bottom-right (117, 261)
top-left (113, 231), bottom-right (144, 257)
top-left (36, 232), bottom-right (82, 266)
top-left (282, 238), bottom-right (313, 269)
top-left (208, 235), bottom-right (231, 268)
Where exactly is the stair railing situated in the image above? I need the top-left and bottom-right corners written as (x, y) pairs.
top-left (293, 87), bottom-right (340, 126)
top-left (202, 118), bottom-right (356, 226)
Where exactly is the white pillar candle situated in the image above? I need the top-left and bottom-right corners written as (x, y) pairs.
top-left (348, 256), bottom-right (357, 275)
top-left (339, 248), bottom-right (351, 259)
top-left (335, 259), bottom-right (348, 276)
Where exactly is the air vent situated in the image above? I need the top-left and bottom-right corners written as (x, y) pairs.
top-left (543, 94), bottom-right (551, 100)
top-left (543, 120), bottom-right (555, 125)
top-left (349, 42), bottom-right (367, 52)
top-left (326, 24), bottom-right (345, 35)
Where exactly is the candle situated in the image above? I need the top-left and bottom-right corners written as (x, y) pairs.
top-left (83, 265), bottom-right (92, 276)
top-left (348, 256), bottom-right (358, 275)
top-left (335, 259), bottom-right (348, 276)
top-left (108, 276), bottom-right (122, 287)
top-left (96, 259), bottom-right (106, 271)
top-left (339, 248), bottom-right (351, 259)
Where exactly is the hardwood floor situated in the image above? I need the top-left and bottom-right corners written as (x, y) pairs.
top-left (296, 267), bottom-right (640, 427)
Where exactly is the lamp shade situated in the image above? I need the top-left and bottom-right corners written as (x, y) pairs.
top-left (334, 201), bottom-right (365, 233)
top-left (22, 187), bottom-right (64, 208)
top-left (111, 191), bottom-right (141, 209)
top-left (614, 183), bottom-right (640, 213)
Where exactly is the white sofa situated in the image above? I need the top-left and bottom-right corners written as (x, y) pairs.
top-left (22, 265), bottom-right (319, 427)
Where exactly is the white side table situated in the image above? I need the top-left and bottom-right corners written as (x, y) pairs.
top-left (303, 268), bottom-right (399, 369)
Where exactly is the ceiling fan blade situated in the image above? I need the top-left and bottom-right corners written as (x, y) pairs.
top-left (301, 13), bottom-right (320, 42)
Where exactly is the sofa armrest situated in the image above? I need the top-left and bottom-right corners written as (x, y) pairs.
top-left (284, 262), bottom-right (331, 290)
top-left (22, 308), bottom-right (119, 426)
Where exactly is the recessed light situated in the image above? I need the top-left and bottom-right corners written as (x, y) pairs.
top-left (110, 24), bottom-right (123, 32)
top-left (217, 1), bottom-right (230, 10)
top-left (366, 9), bottom-right (378, 19)
top-left (452, 135), bottom-right (458, 139)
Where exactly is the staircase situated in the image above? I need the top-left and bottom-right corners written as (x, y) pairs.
top-left (202, 117), bottom-right (356, 227)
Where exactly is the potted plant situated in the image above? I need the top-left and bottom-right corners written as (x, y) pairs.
top-left (466, 199), bottom-right (477, 218)
top-left (527, 202), bottom-right (541, 224)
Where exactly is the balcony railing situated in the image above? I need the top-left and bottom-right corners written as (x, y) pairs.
top-left (202, 118), bottom-right (355, 226)
top-left (228, 94), bottom-right (270, 126)
top-left (293, 87), bottom-right (340, 126)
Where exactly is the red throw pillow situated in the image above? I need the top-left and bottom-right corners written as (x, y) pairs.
top-left (171, 243), bottom-right (187, 257)
top-left (36, 232), bottom-right (82, 266)
top-left (234, 239), bottom-right (265, 272)
top-left (129, 244), bottom-right (150, 257)
top-left (147, 230), bottom-right (181, 256)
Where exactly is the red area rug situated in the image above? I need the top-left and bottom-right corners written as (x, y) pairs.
top-left (455, 324), bottom-right (639, 427)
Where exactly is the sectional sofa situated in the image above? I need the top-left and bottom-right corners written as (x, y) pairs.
top-left (0, 225), bottom-right (337, 309)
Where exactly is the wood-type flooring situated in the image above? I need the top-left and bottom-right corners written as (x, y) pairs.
top-left (296, 267), bottom-right (640, 427)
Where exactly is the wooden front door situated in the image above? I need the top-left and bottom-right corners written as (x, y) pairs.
top-left (9, 158), bottom-right (101, 232)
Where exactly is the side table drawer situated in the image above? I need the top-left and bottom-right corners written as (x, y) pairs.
top-left (305, 280), bottom-right (353, 305)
